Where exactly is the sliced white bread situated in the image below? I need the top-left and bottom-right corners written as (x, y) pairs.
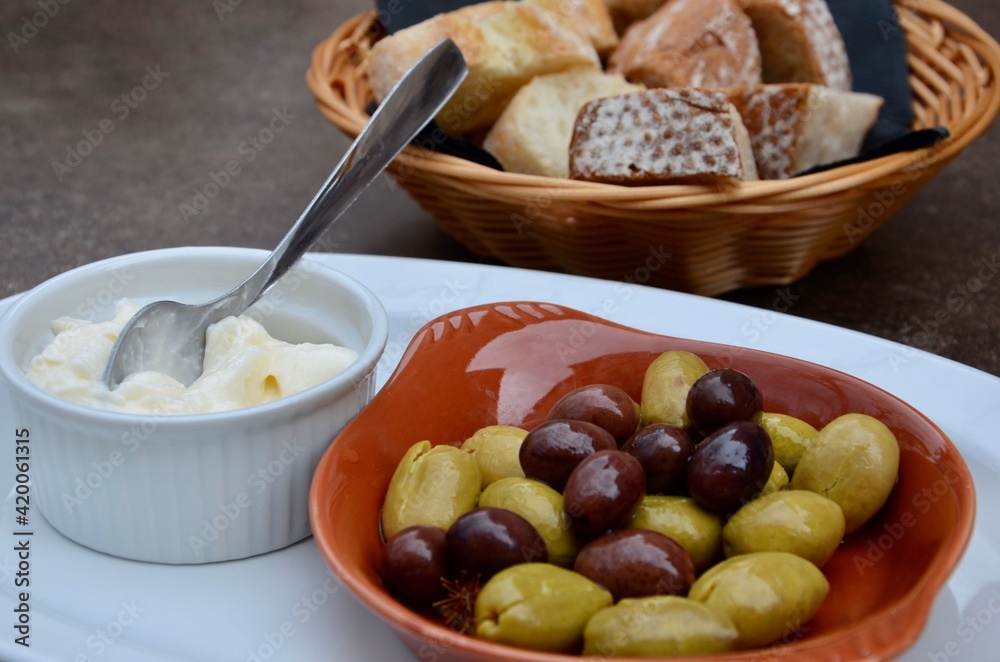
top-left (366, 2), bottom-right (601, 135)
top-left (483, 69), bottom-right (644, 178)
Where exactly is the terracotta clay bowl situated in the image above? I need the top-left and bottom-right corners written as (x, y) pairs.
top-left (310, 301), bottom-right (975, 661)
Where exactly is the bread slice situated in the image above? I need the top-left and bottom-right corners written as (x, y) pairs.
top-left (366, 2), bottom-right (601, 135)
top-left (569, 88), bottom-right (759, 185)
top-left (483, 69), bottom-right (643, 178)
top-left (725, 84), bottom-right (882, 179)
top-left (608, 0), bottom-right (762, 89)
top-left (742, 0), bottom-right (852, 91)
top-left (525, 0), bottom-right (619, 57)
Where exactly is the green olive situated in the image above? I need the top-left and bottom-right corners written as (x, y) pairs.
top-left (583, 596), bottom-right (739, 657)
top-left (460, 425), bottom-right (528, 488)
top-left (723, 490), bottom-right (846, 566)
top-left (791, 413), bottom-right (900, 533)
top-left (688, 551), bottom-right (829, 649)
top-left (639, 351), bottom-right (709, 428)
top-left (754, 412), bottom-right (819, 473)
top-left (380, 441), bottom-right (480, 539)
top-left (759, 461), bottom-right (789, 496)
top-left (628, 495), bottom-right (722, 571)
top-left (475, 563), bottom-right (613, 652)
top-left (479, 477), bottom-right (579, 565)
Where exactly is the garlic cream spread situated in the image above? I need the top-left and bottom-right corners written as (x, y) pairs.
top-left (25, 299), bottom-right (359, 414)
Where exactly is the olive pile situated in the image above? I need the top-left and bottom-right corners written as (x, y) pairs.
top-left (379, 350), bottom-right (900, 656)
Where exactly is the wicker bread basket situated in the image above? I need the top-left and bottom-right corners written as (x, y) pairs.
top-left (307, 2), bottom-right (1000, 295)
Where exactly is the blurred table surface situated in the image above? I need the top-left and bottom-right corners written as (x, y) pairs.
top-left (1, 0), bottom-right (998, 377)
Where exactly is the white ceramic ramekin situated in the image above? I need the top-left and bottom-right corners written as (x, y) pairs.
top-left (0, 246), bottom-right (387, 564)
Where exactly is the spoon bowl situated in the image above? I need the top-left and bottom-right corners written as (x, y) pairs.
top-left (104, 39), bottom-right (468, 388)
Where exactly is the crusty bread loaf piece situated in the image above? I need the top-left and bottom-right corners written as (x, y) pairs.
top-left (569, 88), bottom-right (759, 185)
top-left (608, 0), bottom-right (762, 89)
top-left (483, 69), bottom-right (643, 178)
top-left (725, 84), bottom-right (883, 179)
top-left (525, 0), bottom-right (619, 57)
top-left (366, 2), bottom-right (601, 135)
top-left (742, 0), bottom-right (852, 91)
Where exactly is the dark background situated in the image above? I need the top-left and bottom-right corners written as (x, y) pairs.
top-left (1, 0), bottom-right (998, 376)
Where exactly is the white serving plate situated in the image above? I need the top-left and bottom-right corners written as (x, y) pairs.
top-left (0, 254), bottom-right (997, 662)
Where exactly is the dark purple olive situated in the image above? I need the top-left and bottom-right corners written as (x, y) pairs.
top-left (574, 529), bottom-right (696, 602)
top-left (622, 424), bottom-right (693, 494)
top-left (687, 420), bottom-right (773, 514)
top-left (546, 384), bottom-right (639, 446)
top-left (519, 419), bottom-right (618, 491)
top-left (563, 450), bottom-right (646, 539)
top-left (381, 526), bottom-right (448, 606)
top-left (686, 369), bottom-right (764, 435)
top-left (445, 507), bottom-right (547, 578)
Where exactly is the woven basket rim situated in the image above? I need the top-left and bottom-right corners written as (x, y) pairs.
top-left (306, 0), bottom-right (1000, 206)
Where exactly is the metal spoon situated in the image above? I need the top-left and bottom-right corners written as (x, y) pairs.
top-left (103, 39), bottom-right (468, 389)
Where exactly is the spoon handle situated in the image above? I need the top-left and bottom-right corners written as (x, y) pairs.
top-left (237, 39), bottom-right (468, 307)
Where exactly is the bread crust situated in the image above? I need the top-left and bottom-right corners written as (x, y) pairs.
top-left (608, 0), bottom-right (762, 89)
top-left (725, 83), bottom-right (883, 179)
top-left (742, 0), bottom-right (852, 91)
top-left (569, 88), bottom-right (759, 185)
top-left (525, 0), bottom-right (619, 56)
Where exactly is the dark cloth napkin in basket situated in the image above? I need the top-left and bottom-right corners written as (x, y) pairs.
top-left (372, 0), bottom-right (948, 174)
